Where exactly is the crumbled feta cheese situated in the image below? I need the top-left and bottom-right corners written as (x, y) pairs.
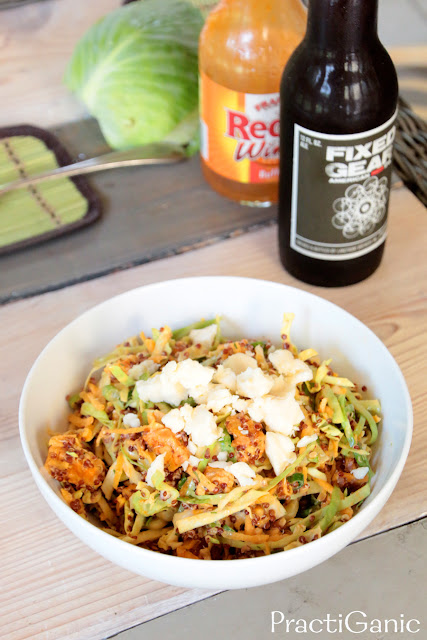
top-left (351, 467), bottom-right (370, 480)
top-left (229, 461), bottom-right (256, 486)
top-left (231, 397), bottom-right (250, 413)
top-left (248, 393), bottom-right (304, 435)
top-left (161, 408), bottom-right (185, 434)
top-left (182, 455), bottom-right (200, 472)
top-left (190, 385), bottom-right (210, 404)
top-left (175, 358), bottom-right (214, 391)
top-left (268, 349), bottom-right (313, 384)
top-left (213, 365), bottom-right (237, 392)
top-left (268, 348), bottom-right (294, 373)
top-left (123, 413), bottom-right (141, 429)
top-left (184, 405), bottom-right (221, 447)
top-left (136, 358), bottom-right (214, 406)
top-left (162, 403), bottom-right (221, 447)
top-left (187, 440), bottom-right (198, 455)
top-left (128, 359), bottom-right (159, 380)
top-left (207, 460), bottom-right (231, 470)
top-left (189, 324), bottom-right (217, 349)
top-left (265, 432), bottom-right (296, 476)
top-left (269, 374), bottom-right (296, 398)
top-left (217, 451), bottom-right (229, 461)
top-left (146, 453), bottom-right (165, 488)
top-left (223, 353), bottom-right (258, 375)
top-left (206, 386), bottom-right (235, 413)
top-left (236, 367), bottom-right (273, 399)
top-left (293, 367), bottom-right (313, 385)
top-left (180, 403), bottom-right (194, 422)
top-left (297, 434), bottom-right (318, 448)
top-left (207, 460), bottom-right (256, 487)
top-left (136, 363), bottom-right (187, 406)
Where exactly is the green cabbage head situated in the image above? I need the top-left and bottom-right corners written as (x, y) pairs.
top-left (65, 0), bottom-right (204, 151)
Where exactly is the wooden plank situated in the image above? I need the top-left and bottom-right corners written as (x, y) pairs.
top-left (1, 186), bottom-right (426, 640)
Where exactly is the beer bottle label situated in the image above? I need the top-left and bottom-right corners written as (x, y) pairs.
top-left (199, 72), bottom-right (280, 184)
top-left (290, 112), bottom-right (397, 260)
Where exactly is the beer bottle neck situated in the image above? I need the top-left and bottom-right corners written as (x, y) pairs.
top-left (305, 0), bottom-right (379, 49)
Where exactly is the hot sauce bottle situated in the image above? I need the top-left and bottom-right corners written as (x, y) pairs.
top-left (199, 0), bottom-right (306, 206)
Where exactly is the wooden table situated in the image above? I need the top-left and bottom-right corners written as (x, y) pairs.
top-left (1, 1), bottom-right (427, 639)
top-left (1, 185), bottom-right (427, 640)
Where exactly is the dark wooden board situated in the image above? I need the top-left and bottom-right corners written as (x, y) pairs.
top-left (0, 118), bottom-right (275, 304)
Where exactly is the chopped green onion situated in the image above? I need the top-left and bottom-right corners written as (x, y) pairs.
top-left (287, 473), bottom-right (304, 488)
top-left (177, 475), bottom-right (188, 490)
top-left (219, 429), bottom-right (235, 455)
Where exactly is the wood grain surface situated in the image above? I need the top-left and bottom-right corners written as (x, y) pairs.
top-left (1, 186), bottom-right (426, 640)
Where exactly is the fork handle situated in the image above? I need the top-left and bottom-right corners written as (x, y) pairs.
top-left (0, 142), bottom-right (186, 195)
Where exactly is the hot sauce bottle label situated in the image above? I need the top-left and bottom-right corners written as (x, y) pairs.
top-left (199, 72), bottom-right (280, 184)
top-left (290, 112), bottom-right (397, 261)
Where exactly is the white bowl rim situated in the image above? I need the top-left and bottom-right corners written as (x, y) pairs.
top-left (19, 276), bottom-right (413, 578)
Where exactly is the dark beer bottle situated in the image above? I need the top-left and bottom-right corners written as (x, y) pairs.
top-left (278, 0), bottom-right (398, 286)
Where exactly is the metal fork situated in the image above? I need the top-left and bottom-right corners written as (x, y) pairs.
top-left (0, 142), bottom-right (187, 195)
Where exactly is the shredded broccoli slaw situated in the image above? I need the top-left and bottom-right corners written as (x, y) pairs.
top-left (45, 315), bottom-right (380, 560)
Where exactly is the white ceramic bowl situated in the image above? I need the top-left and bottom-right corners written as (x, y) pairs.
top-left (19, 277), bottom-right (412, 589)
